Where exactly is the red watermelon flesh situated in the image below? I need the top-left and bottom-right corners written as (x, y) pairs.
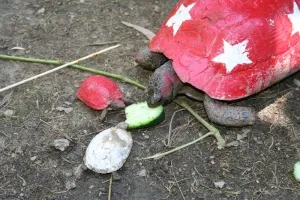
top-left (77, 75), bottom-right (125, 110)
top-left (150, 0), bottom-right (300, 100)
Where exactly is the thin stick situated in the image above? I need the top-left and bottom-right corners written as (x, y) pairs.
top-left (108, 173), bottom-right (113, 200)
top-left (0, 44), bottom-right (121, 93)
top-left (144, 100), bottom-right (226, 159)
top-left (85, 41), bottom-right (119, 46)
top-left (0, 54), bottom-right (145, 89)
top-left (174, 99), bottom-right (225, 148)
top-left (121, 21), bottom-right (155, 40)
top-left (144, 132), bottom-right (214, 160)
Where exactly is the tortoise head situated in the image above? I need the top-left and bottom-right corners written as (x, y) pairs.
top-left (147, 61), bottom-right (183, 107)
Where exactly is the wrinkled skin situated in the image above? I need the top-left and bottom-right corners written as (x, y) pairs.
top-left (136, 48), bottom-right (256, 127)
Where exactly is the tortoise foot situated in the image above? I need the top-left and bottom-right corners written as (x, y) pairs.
top-left (203, 95), bottom-right (256, 126)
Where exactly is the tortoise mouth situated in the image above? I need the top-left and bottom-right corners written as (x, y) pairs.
top-left (147, 101), bottom-right (162, 108)
top-left (146, 92), bottom-right (163, 108)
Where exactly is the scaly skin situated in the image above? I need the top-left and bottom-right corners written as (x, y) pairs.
top-left (203, 95), bottom-right (256, 126)
top-left (136, 46), bottom-right (168, 71)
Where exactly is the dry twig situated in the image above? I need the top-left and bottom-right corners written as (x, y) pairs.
top-left (108, 173), bottom-right (113, 200)
top-left (144, 100), bottom-right (225, 159)
top-left (0, 52), bottom-right (145, 89)
top-left (0, 44), bottom-right (122, 93)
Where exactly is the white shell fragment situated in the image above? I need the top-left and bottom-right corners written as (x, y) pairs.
top-left (84, 127), bottom-right (133, 174)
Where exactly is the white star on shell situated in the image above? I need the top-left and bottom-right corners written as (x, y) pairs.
top-left (166, 3), bottom-right (196, 36)
top-left (213, 40), bottom-right (252, 73)
top-left (288, 2), bottom-right (300, 35)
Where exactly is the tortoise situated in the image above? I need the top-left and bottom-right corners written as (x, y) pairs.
top-left (133, 0), bottom-right (300, 126)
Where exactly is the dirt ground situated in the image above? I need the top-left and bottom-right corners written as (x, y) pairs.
top-left (1, 0), bottom-right (300, 199)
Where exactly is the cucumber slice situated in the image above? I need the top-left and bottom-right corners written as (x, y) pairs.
top-left (125, 102), bottom-right (165, 129)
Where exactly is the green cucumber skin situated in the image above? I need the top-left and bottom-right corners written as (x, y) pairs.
top-left (128, 111), bottom-right (165, 129)
top-left (125, 102), bottom-right (165, 129)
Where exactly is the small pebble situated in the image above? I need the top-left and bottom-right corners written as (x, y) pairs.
top-left (56, 106), bottom-right (73, 114)
top-left (242, 128), bottom-right (251, 134)
top-left (294, 79), bottom-right (300, 87)
top-left (214, 180), bottom-right (225, 189)
top-left (65, 178), bottom-right (76, 190)
top-left (137, 169), bottom-right (147, 177)
top-left (89, 185), bottom-right (95, 189)
top-left (35, 160), bottom-right (42, 165)
top-left (3, 109), bottom-right (14, 117)
top-left (53, 139), bottom-right (70, 151)
top-left (30, 156), bottom-right (37, 161)
top-left (37, 8), bottom-right (45, 14)
top-left (112, 171), bottom-right (121, 180)
top-left (63, 170), bottom-right (73, 177)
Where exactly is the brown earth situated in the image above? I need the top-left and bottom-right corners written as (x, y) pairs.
top-left (1, 0), bottom-right (300, 199)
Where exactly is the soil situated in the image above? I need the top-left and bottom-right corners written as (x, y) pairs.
top-left (1, 0), bottom-right (300, 199)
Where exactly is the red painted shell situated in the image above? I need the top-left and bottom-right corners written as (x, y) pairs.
top-left (150, 0), bottom-right (300, 100)
top-left (77, 75), bottom-right (124, 110)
